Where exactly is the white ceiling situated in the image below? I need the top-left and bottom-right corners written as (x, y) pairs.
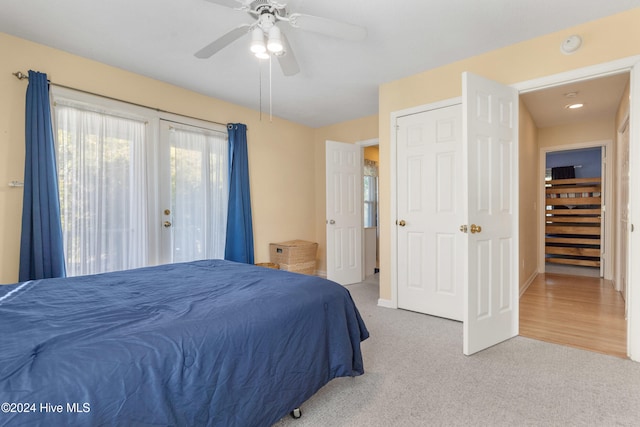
top-left (521, 72), bottom-right (630, 128)
top-left (1, 0), bottom-right (639, 128)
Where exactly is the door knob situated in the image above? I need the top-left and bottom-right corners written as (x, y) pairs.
top-left (470, 224), bottom-right (482, 234)
top-left (329, 219), bottom-right (336, 225)
top-left (163, 221), bottom-right (172, 228)
top-left (398, 220), bottom-right (406, 227)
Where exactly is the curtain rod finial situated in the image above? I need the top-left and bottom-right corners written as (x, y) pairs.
top-left (13, 71), bottom-right (29, 80)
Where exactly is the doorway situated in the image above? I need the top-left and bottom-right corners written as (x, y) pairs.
top-left (519, 72), bottom-right (630, 356)
top-left (543, 145), bottom-right (607, 278)
top-left (362, 143), bottom-right (380, 278)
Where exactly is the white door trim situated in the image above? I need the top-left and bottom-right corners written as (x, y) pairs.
top-left (538, 140), bottom-right (613, 279)
top-left (514, 55), bottom-right (640, 93)
top-left (616, 114), bottom-right (630, 297)
top-left (388, 97), bottom-right (461, 309)
top-left (628, 61), bottom-right (640, 361)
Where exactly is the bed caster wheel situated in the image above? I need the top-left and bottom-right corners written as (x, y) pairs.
top-left (290, 407), bottom-right (302, 419)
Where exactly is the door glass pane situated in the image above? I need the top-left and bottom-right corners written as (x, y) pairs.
top-left (55, 105), bottom-right (148, 276)
top-left (169, 125), bottom-right (228, 262)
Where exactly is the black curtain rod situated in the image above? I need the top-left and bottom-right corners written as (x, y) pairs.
top-left (12, 71), bottom-right (228, 128)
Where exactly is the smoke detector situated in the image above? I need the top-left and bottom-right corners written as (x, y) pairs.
top-left (560, 35), bottom-right (582, 55)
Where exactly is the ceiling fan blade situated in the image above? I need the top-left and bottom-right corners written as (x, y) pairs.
top-left (288, 13), bottom-right (366, 42)
top-left (195, 24), bottom-right (252, 59)
top-left (276, 32), bottom-right (300, 76)
top-left (203, 0), bottom-right (244, 8)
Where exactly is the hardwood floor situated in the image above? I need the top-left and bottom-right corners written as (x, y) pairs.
top-left (519, 273), bottom-right (627, 358)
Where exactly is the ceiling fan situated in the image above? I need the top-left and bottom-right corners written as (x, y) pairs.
top-left (195, 0), bottom-right (367, 76)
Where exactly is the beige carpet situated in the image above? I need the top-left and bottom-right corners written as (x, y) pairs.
top-left (274, 274), bottom-right (640, 426)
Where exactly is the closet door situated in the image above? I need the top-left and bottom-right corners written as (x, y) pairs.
top-left (396, 104), bottom-right (464, 321)
top-left (462, 72), bottom-right (519, 356)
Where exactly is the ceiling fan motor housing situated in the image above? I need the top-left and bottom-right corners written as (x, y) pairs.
top-left (250, 0), bottom-right (287, 20)
top-left (257, 12), bottom-right (277, 31)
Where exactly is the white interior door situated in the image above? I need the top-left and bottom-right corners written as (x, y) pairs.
top-left (396, 104), bottom-right (464, 321)
top-left (463, 72), bottom-right (519, 356)
top-left (326, 140), bottom-right (363, 285)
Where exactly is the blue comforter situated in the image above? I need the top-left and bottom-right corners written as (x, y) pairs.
top-left (0, 260), bottom-right (368, 426)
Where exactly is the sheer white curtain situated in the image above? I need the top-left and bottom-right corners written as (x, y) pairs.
top-left (55, 104), bottom-right (148, 276)
top-left (168, 123), bottom-right (228, 262)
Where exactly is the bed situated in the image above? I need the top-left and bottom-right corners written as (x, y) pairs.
top-left (0, 259), bottom-right (369, 426)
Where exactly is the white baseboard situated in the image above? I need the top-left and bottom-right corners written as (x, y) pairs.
top-left (377, 298), bottom-right (395, 309)
top-left (519, 270), bottom-right (538, 297)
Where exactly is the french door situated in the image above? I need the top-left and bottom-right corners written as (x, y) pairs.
top-left (159, 120), bottom-right (229, 264)
top-left (53, 88), bottom-right (229, 274)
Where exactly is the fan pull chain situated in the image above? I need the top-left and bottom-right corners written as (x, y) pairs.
top-left (259, 59), bottom-right (263, 121)
top-left (269, 54), bottom-right (273, 123)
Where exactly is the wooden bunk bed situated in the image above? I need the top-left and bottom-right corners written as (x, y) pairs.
top-left (545, 177), bottom-right (602, 268)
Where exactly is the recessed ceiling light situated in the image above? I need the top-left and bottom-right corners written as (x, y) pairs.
top-left (565, 103), bottom-right (584, 109)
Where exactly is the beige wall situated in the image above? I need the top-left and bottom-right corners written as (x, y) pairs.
top-left (538, 118), bottom-right (615, 149)
top-left (312, 114), bottom-right (379, 275)
top-left (379, 8), bottom-right (640, 300)
top-left (519, 100), bottom-right (539, 292)
top-left (0, 32), bottom-right (316, 283)
top-left (364, 146), bottom-right (379, 162)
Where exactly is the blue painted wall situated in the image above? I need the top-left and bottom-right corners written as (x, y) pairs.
top-left (546, 147), bottom-right (601, 178)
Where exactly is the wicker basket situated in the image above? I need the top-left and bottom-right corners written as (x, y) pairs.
top-left (279, 261), bottom-right (316, 275)
top-left (269, 240), bottom-right (318, 275)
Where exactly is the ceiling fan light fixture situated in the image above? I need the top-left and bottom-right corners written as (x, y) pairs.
top-left (267, 26), bottom-right (283, 53)
top-left (255, 51), bottom-right (270, 59)
top-left (250, 27), bottom-right (266, 54)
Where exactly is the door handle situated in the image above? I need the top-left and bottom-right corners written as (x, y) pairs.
top-left (398, 220), bottom-right (406, 227)
top-left (470, 224), bottom-right (482, 234)
top-left (163, 221), bottom-right (172, 228)
top-left (328, 219), bottom-right (336, 225)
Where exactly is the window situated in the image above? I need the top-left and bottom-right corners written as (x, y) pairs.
top-left (363, 160), bottom-right (378, 228)
top-left (52, 88), bottom-right (228, 276)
